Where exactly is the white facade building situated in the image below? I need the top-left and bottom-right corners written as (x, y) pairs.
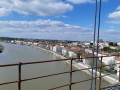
top-left (53, 46), bottom-right (62, 52)
top-left (85, 49), bottom-right (92, 53)
top-left (33, 42), bottom-right (39, 46)
top-left (110, 46), bottom-right (117, 50)
top-left (117, 42), bottom-right (120, 46)
top-left (114, 57), bottom-right (120, 76)
top-left (62, 49), bottom-right (67, 55)
top-left (69, 51), bottom-right (76, 57)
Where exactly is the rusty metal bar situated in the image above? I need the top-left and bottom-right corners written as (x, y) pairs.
top-left (73, 62), bottom-right (119, 73)
top-left (0, 81), bottom-right (18, 85)
top-left (22, 71), bottom-right (70, 82)
top-left (0, 63), bottom-right (18, 67)
top-left (72, 55), bottom-right (119, 60)
top-left (72, 73), bottom-right (112, 85)
top-left (18, 62), bottom-right (22, 90)
top-left (69, 59), bottom-right (73, 90)
top-left (0, 55), bottom-right (119, 90)
top-left (22, 58), bottom-right (70, 65)
top-left (99, 56), bottom-right (103, 90)
top-left (119, 66), bottom-right (120, 82)
top-left (0, 55), bottom-right (119, 67)
top-left (49, 83), bottom-right (69, 90)
top-left (18, 62), bottom-right (21, 90)
top-left (118, 53), bottom-right (120, 82)
top-left (0, 73), bottom-right (111, 88)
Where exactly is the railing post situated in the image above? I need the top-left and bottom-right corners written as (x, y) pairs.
top-left (18, 62), bottom-right (22, 90)
top-left (118, 53), bottom-right (120, 82)
top-left (69, 58), bottom-right (73, 90)
top-left (119, 66), bottom-right (120, 82)
top-left (99, 57), bottom-right (103, 90)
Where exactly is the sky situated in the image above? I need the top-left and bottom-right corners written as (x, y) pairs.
top-left (0, 0), bottom-right (120, 41)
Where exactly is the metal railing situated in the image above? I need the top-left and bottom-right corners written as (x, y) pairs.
top-left (0, 55), bottom-right (120, 90)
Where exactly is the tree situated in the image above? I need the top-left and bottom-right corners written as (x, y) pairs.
top-left (77, 45), bottom-right (82, 48)
top-left (90, 43), bottom-right (93, 46)
top-left (89, 43), bottom-right (93, 48)
top-left (113, 43), bottom-right (117, 46)
top-left (56, 49), bottom-right (62, 55)
top-left (65, 52), bottom-right (69, 57)
top-left (109, 42), bottom-right (113, 46)
top-left (103, 47), bottom-right (111, 52)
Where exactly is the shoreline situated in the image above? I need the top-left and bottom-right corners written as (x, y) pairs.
top-left (36, 46), bottom-right (119, 84)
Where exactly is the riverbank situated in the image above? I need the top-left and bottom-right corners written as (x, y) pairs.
top-left (0, 44), bottom-right (4, 53)
top-left (36, 46), bottom-right (119, 84)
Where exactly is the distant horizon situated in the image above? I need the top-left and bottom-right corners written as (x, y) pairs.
top-left (0, 36), bottom-right (117, 42)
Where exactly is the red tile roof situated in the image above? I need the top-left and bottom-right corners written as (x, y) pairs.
top-left (115, 57), bottom-right (120, 61)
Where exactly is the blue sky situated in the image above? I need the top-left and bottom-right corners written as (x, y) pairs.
top-left (0, 0), bottom-right (120, 41)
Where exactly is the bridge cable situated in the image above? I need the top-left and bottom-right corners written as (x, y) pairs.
top-left (90, 0), bottom-right (98, 90)
top-left (94, 0), bottom-right (102, 90)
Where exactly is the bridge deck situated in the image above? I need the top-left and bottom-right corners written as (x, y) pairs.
top-left (101, 83), bottom-right (120, 90)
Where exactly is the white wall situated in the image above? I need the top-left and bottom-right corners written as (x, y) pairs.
top-left (53, 47), bottom-right (57, 52)
top-left (69, 51), bottom-right (76, 57)
top-left (62, 49), bottom-right (67, 55)
top-left (117, 42), bottom-right (120, 46)
top-left (85, 49), bottom-right (92, 53)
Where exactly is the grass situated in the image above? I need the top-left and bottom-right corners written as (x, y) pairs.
top-left (102, 67), bottom-right (117, 75)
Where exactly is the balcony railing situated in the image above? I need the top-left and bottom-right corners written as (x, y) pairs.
top-left (0, 55), bottom-right (120, 90)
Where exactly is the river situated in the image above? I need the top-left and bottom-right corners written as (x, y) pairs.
top-left (0, 42), bottom-right (110, 90)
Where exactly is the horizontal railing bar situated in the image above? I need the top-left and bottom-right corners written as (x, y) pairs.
top-left (0, 60), bottom-right (119, 68)
top-left (0, 59), bottom-right (70, 67)
top-left (0, 63), bottom-right (18, 67)
top-left (49, 73), bottom-right (112, 90)
top-left (0, 69), bottom-right (113, 87)
top-left (0, 55), bottom-right (119, 89)
top-left (72, 77), bottom-right (99, 85)
top-left (49, 83), bottom-right (70, 90)
top-left (22, 58), bottom-right (71, 65)
top-left (0, 55), bottom-right (119, 67)
top-left (0, 81), bottom-right (18, 85)
top-left (22, 71), bottom-right (70, 82)
top-left (73, 63), bottom-right (120, 73)
top-left (72, 73), bottom-right (112, 85)
top-left (72, 55), bottom-right (119, 60)
top-left (0, 65), bottom-right (113, 86)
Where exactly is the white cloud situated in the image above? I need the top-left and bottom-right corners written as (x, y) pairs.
top-left (117, 6), bottom-right (120, 10)
top-left (108, 11), bottom-right (120, 19)
top-left (108, 6), bottom-right (120, 19)
top-left (98, 29), bottom-right (120, 41)
top-left (0, 19), bottom-right (93, 41)
top-left (106, 20), bottom-right (120, 24)
top-left (0, 0), bottom-right (73, 17)
top-left (107, 6), bottom-right (120, 24)
top-left (0, 0), bottom-right (108, 17)
top-left (0, 8), bottom-right (11, 17)
top-left (67, 0), bottom-right (94, 4)
top-left (0, 19), bottom-right (119, 41)
top-left (67, 0), bottom-right (107, 4)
